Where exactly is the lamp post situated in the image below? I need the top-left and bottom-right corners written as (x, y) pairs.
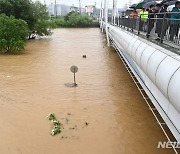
top-left (79, 0), bottom-right (81, 14)
top-left (100, 0), bottom-right (104, 31)
top-left (104, 0), bottom-right (110, 46)
top-left (55, 0), bottom-right (57, 18)
top-left (112, 0), bottom-right (117, 25)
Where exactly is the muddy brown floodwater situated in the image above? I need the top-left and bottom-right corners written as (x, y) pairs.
top-left (0, 28), bottom-right (174, 154)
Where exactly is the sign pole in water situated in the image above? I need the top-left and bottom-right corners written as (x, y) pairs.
top-left (70, 65), bottom-right (78, 87)
top-left (74, 70), bottom-right (76, 83)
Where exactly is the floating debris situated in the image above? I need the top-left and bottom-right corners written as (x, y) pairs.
top-left (46, 112), bottom-right (89, 138)
top-left (67, 113), bottom-right (71, 116)
top-left (69, 125), bottom-right (77, 130)
top-left (46, 113), bottom-right (63, 136)
top-left (60, 136), bottom-right (68, 140)
top-left (65, 118), bottom-right (69, 123)
top-left (85, 121), bottom-right (89, 126)
top-left (51, 126), bottom-right (61, 136)
top-left (52, 120), bottom-right (61, 127)
top-left (46, 113), bottom-right (56, 121)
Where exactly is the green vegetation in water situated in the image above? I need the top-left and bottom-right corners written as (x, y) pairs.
top-left (0, 0), bottom-right (53, 39)
top-left (47, 112), bottom-right (89, 139)
top-left (52, 12), bottom-right (93, 28)
top-left (0, 0), bottom-right (54, 53)
top-left (46, 113), bottom-right (64, 136)
top-left (0, 0), bottom-right (95, 53)
top-left (0, 14), bottom-right (29, 53)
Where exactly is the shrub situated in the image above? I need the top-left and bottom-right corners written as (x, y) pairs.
top-left (52, 18), bottom-right (66, 28)
top-left (67, 12), bottom-right (92, 27)
top-left (0, 0), bottom-right (52, 39)
top-left (53, 12), bottom-right (93, 28)
top-left (0, 14), bottom-right (29, 53)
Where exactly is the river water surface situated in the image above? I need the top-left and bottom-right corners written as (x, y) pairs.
top-left (0, 28), bottom-right (173, 154)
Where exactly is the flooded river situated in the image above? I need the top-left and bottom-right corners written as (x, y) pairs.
top-left (0, 28), bottom-right (173, 154)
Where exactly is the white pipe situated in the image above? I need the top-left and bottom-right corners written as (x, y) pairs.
top-left (113, 42), bottom-right (180, 153)
top-left (55, 0), bottom-right (57, 18)
top-left (79, 0), bottom-right (81, 14)
top-left (108, 25), bottom-right (180, 138)
top-left (99, 2), bottom-right (102, 20)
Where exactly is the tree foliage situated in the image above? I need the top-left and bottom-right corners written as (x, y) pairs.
top-left (29, 1), bottom-right (53, 38)
top-left (53, 12), bottom-right (93, 28)
top-left (0, 14), bottom-right (29, 53)
top-left (52, 18), bottom-right (66, 28)
top-left (0, 0), bottom-right (34, 29)
top-left (67, 12), bottom-right (92, 27)
top-left (64, 11), bottom-right (76, 22)
top-left (0, 0), bottom-right (52, 38)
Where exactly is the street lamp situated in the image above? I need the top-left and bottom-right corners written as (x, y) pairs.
top-left (79, 0), bottom-right (81, 14)
top-left (55, 0), bottom-right (57, 17)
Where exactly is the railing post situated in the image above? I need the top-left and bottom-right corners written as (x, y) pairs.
top-left (138, 16), bottom-right (141, 35)
top-left (131, 19), bottom-right (134, 32)
top-left (146, 16), bottom-right (150, 38)
top-left (160, 14), bottom-right (166, 43)
top-left (104, 0), bottom-right (110, 46)
top-left (118, 17), bottom-right (120, 27)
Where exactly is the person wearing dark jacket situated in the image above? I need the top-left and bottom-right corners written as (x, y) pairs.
top-left (147, 5), bottom-right (155, 38)
top-left (155, 4), bottom-right (168, 41)
top-left (169, 1), bottom-right (180, 41)
top-left (154, 4), bottom-right (162, 41)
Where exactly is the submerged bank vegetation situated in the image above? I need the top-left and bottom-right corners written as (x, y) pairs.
top-left (52, 11), bottom-right (93, 28)
top-left (0, 0), bottom-right (94, 53)
top-left (0, 0), bottom-right (53, 53)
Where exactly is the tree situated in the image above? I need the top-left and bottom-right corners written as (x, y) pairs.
top-left (66, 12), bottom-right (92, 27)
top-left (0, 0), bottom-right (34, 27)
top-left (52, 18), bottom-right (66, 28)
top-left (64, 11), bottom-right (76, 22)
top-left (28, 1), bottom-right (53, 39)
top-left (0, 14), bottom-right (29, 53)
top-left (0, 0), bottom-right (53, 39)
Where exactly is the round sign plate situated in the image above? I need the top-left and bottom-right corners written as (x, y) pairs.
top-left (70, 65), bottom-right (78, 73)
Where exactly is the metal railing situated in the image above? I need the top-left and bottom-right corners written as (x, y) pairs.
top-left (111, 12), bottom-right (180, 48)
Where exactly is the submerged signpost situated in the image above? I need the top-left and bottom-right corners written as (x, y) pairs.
top-left (70, 65), bottom-right (78, 87)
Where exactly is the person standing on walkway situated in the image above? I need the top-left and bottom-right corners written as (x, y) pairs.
top-left (131, 8), bottom-right (138, 19)
top-left (154, 4), bottom-right (162, 41)
top-left (156, 5), bottom-right (168, 41)
top-left (155, 4), bottom-right (168, 41)
top-left (169, 1), bottom-right (180, 41)
top-left (130, 8), bottom-right (138, 30)
top-left (139, 8), bottom-right (148, 31)
top-left (147, 5), bottom-right (155, 38)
